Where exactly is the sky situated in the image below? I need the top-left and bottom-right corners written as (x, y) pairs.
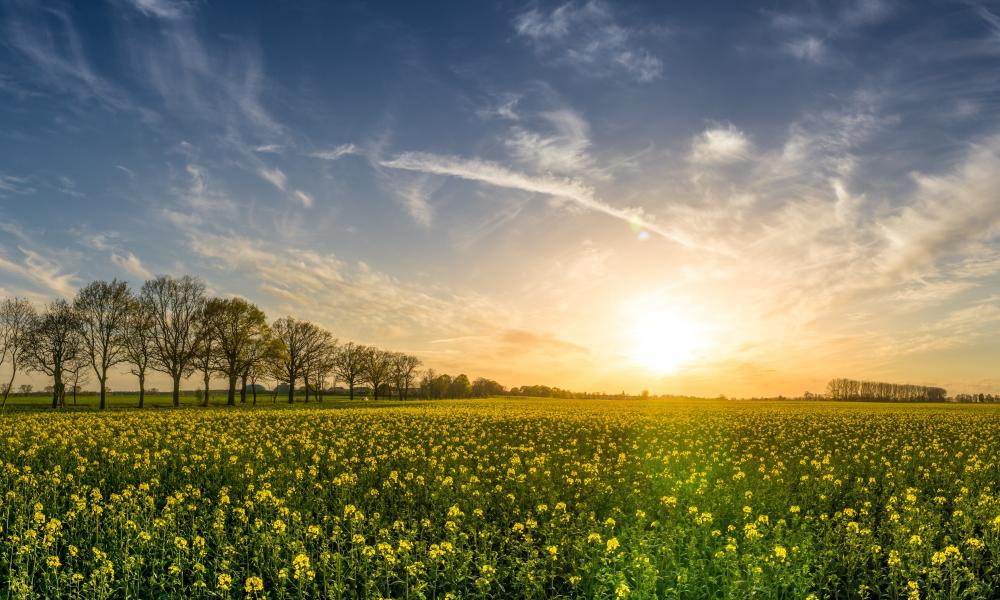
top-left (1, 0), bottom-right (1000, 397)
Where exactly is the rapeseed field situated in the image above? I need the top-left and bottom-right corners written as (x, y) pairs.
top-left (2, 399), bottom-right (999, 599)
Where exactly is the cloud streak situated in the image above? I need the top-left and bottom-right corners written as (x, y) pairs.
top-left (380, 151), bottom-right (721, 252)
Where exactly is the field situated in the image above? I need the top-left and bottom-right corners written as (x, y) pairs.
top-left (2, 398), bottom-right (1000, 599)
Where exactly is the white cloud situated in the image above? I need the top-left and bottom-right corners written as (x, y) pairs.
top-left (310, 143), bottom-right (359, 161)
top-left (253, 144), bottom-right (285, 153)
top-left (4, 5), bottom-right (146, 116)
top-left (294, 189), bottom-right (314, 208)
top-left (513, 1), bottom-right (663, 82)
top-left (399, 184), bottom-right (433, 227)
top-left (0, 246), bottom-right (77, 298)
top-left (785, 36), bottom-right (826, 63)
top-left (0, 174), bottom-right (35, 195)
top-left (182, 164), bottom-right (236, 215)
top-left (187, 234), bottom-right (513, 345)
top-left (506, 108), bottom-right (593, 174)
top-left (258, 166), bottom-right (287, 191)
top-left (689, 124), bottom-right (752, 164)
top-left (121, 0), bottom-right (191, 20)
top-left (380, 151), bottom-right (722, 253)
top-left (879, 136), bottom-right (1000, 278)
top-left (111, 251), bottom-right (153, 280)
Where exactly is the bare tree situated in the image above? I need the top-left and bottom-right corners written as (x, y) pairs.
top-left (25, 300), bottom-right (82, 409)
top-left (74, 279), bottom-right (131, 410)
top-left (270, 317), bottom-right (323, 404)
top-left (140, 275), bottom-right (206, 407)
top-left (302, 328), bottom-right (337, 403)
top-left (0, 297), bottom-right (36, 411)
top-left (334, 341), bottom-right (365, 401)
top-left (65, 353), bottom-right (90, 406)
top-left (205, 297), bottom-right (269, 406)
top-left (245, 334), bottom-right (281, 406)
top-left (361, 346), bottom-right (392, 400)
top-left (123, 297), bottom-right (156, 408)
top-left (194, 305), bottom-right (220, 407)
top-left (390, 353), bottom-right (422, 401)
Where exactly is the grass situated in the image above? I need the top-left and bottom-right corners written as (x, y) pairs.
top-left (2, 398), bottom-right (1000, 598)
top-left (0, 392), bottom-right (392, 412)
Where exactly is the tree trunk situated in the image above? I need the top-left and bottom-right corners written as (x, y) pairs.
top-left (251, 378), bottom-right (258, 405)
top-left (240, 372), bottom-right (248, 404)
top-left (138, 372), bottom-right (145, 408)
top-left (1, 368), bottom-right (16, 411)
top-left (227, 374), bottom-right (237, 407)
top-left (51, 373), bottom-right (61, 409)
top-left (304, 374), bottom-right (310, 403)
top-left (288, 379), bottom-right (295, 404)
top-left (73, 385), bottom-right (78, 406)
top-left (99, 375), bottom-right (107, 410)
top-left (172, 375), bottom-right (181, 407)
top-left (203, 372), bottom-right (210, 407)
top-left (349, 382), bottom-right (354, 401)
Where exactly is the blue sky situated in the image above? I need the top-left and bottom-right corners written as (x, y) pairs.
top-left (2, 0), bottom-right (1000, 396)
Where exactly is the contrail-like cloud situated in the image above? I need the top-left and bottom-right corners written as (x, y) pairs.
top-left (381, 151), bottom-right (723, 253)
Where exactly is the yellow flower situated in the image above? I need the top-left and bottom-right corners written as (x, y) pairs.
top-left (606, 537), bottom-right (620, 553)
top-left (216, 573), bottom-right (233, 591)
top-left (46, 555), bottom-right (61, 569)
top-left (245, 575), bottom-right (264, 593)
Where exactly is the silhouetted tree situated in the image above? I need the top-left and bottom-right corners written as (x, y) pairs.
top-left (0, 297), bottom-right (35, 411)
top-left (361, 347), bottom-right (392, 400)
top-left (205, 297), bottom-right (270, 406)
top-left (74, 279), bottom-right (131, 410)
top-left (391, 353), bottom-right (422, 400)
top-left (270, 317), bottom-right (323, 404)
top-left (25, 300), bottom-right (82, 409)
top-left (141, 275), bottom-right (206, 407)
top-left (334, 341), bottom-right (365, 401)
top-left (449, 373), bottom-right (472, 398)
top-left (123, 297), bottom-right (156, 408)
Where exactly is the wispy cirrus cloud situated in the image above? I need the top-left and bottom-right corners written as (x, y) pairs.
top-left (2, 4), bottom-right (145, 116)
top-left (258, 166), bottom-right (287, 191)
top-left (689, 124), bottom-right (752, 165)
top-left (310, 143), bottom-right (359, 161)
top-left (505, 107), bottom-right (593, 174)
top-left (111, 251), bottom-right (153, 280)
top-left (768, 0), bottom-right (895, 64)
top-left (0, 174), bottom-right (36, 196)
top-left (513, 1), bottom-right (664, 82)
top-left (119, 0), bottom-right (192, 20)
top-left (0, 245), bottom-right (78, 298)
top-left (380, 151), bottom-right (722, 253)
top-left (293, 190), bottom-right (314, 208)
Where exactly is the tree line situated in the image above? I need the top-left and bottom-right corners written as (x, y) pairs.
top-left (824, 378), bottom-right (947, 402)
top-left (0, 276), bottom-right (434, 410)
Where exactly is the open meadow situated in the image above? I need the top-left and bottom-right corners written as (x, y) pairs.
top-left (2, 398), bottom-right (1000, 599)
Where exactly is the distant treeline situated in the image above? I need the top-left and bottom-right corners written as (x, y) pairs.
top-left (506, 384), bottom-right (649, 399)
top-left (825, 378), bottom-right (947, 402)
top-left (953, 393), bottom-right (1000, 403)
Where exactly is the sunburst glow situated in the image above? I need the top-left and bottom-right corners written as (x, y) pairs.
top-left (627, 308), bottom-right (708, 374)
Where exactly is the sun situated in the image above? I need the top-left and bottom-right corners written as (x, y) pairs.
top-left (627, 308), bottom-right (708, 374)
